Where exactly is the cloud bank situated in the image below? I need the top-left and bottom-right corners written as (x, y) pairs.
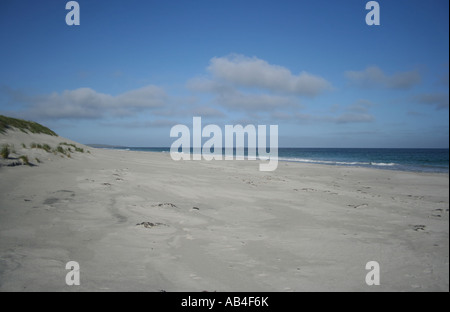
top-left (345, 66), bottom-right (421, 90)
top-left (188, 55), bottom-right (332, 113)
top-left (414, 93), bottom-right (449, 110)
top-left (1, 85), bottom-right (167, 120)
top-left (208, 55), bottom-right (332, 96)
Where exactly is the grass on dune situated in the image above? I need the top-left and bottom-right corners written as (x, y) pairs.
top-left (0, 115), bottom-right (57, 136)
top-left (1, 144), bottom-right (10, 159)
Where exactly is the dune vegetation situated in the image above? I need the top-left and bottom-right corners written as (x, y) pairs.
top-left (0, 115), bottom-right (57, 136)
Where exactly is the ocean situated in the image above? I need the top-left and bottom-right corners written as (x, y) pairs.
top-left (108, 147), bottom-right (449, 174)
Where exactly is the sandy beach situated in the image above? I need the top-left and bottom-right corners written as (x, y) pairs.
top-left (0, 132), bottom-right (448, 292)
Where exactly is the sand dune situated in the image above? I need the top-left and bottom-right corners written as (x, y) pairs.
top-left (0, 127), bottom-right (91, 167)
top-left (0, 129), bottom-right (448, 291)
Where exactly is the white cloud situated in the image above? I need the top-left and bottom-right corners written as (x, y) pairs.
top-left (190, 106), bottom-right (226, 117)
top-left (115, 85), bottom-right (166, 109)
top-left (414, 93), bottom-right (449, 110)
top-left (346, 99), bottom-right (374, 113)
top-left (334, 99), bottom-right (375, 124)
top-left (186, 77), bottom-right (231, 93)
top-left (153, 105), bottom-right (226, 118)
top-left (270, 111), bottom-right (294, 120)
top-left (186, 54), bottom-right (329, 113)
top-left (217, 90), bottom-right (298, 111)
top-left (266, 108), bottom-right (375, 125)
top-left (187, 76), bottom-right (300, 112)
top-left (101, 119), bottom-right (177, 128)
top-left (345, 66), bottom-right (421, 90)
top-left (1, 85), bottom-right (167, 120)
top-left (208, 55), bottom-right (331, 96)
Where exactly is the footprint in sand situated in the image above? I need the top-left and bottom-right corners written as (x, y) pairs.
top-left (347, 204), bottom-right (368, 209)
top-left (136, 222), bottom-right (167, 228)
top-left (152, 203), bottom-right (178, 208)
top-left (411, 225), bottom-right (426, 232)
top-left (43, 190), bottom-right (75, 206)
top-left (301, 188), bottom-right (317, 192)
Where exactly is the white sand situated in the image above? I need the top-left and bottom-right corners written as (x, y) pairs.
top-left (0, 130), bottom-right (448, 291)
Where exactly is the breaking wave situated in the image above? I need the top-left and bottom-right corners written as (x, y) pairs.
top-left (278, 157), bottom-right (397, 167)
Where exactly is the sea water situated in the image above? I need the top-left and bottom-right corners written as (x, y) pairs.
top-left (110, 147), bottom-right (449, 174)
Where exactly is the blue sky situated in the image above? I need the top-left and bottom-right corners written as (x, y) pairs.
top-left (0, 0), bottom-right (448, 147)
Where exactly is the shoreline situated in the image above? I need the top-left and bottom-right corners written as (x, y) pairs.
top-left (99, 147), bottom-right (450, 175)
top-left (0, 147), bottom-right (448, 291)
